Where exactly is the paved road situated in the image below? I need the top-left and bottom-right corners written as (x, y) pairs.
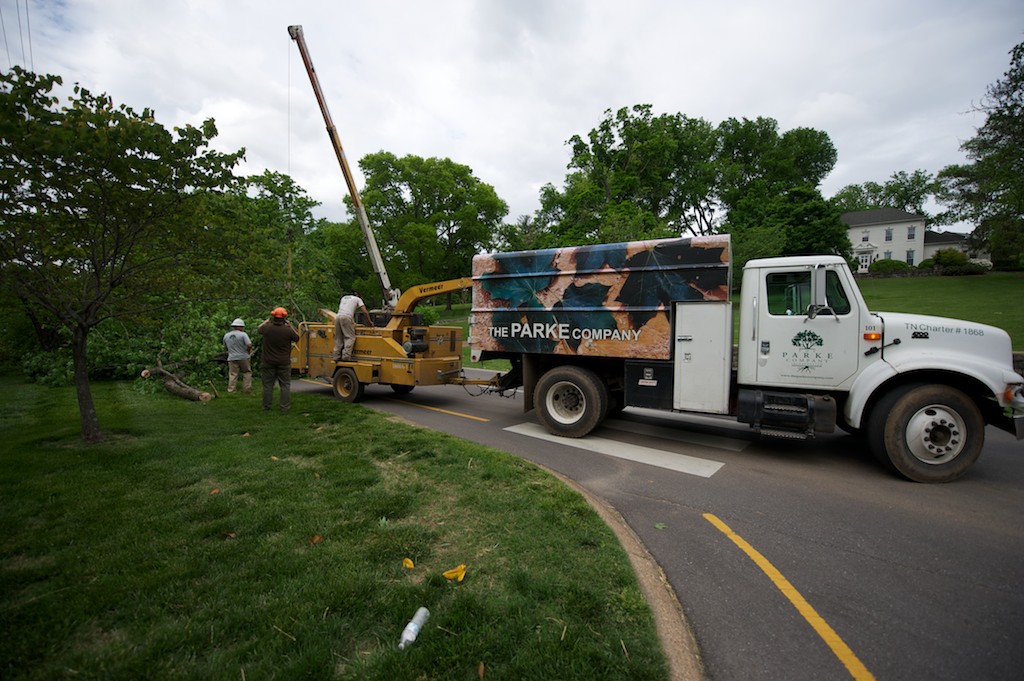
top-left (296, 377), bottom-right (1024, 680)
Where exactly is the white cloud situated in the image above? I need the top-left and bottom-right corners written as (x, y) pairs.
top-left (5, 0), bottom-right (1022, 228)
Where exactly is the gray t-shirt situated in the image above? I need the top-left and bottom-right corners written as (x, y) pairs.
top-left (222, 330), bottom-right (252, 361)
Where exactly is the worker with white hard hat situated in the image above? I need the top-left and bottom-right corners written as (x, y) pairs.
top-left (222, 317), bottom-right (253, 394)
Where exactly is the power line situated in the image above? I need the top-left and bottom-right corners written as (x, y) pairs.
top-left (15, 0), bottom-right (25, 67)
top-left (0, 4), bottom-right (11, 70)
top-left (24, 0), bottom-right (32, 71)
top-left (0, 0), bottom-right (34, 71)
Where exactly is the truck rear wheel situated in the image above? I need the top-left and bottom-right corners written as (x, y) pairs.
top-left (868, 384), bottom-right (984, 483)
top-left (333, 367), bottom-right (364, 403)
top-left (535, 366), bottom-right (608, 438)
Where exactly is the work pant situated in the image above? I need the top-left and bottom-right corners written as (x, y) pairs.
top-left (261, 363), bottom-right (292, 412)
top-left (227, 359), bottom-right (252, 393)
top-left (333, 315), bottom-right (356, 360)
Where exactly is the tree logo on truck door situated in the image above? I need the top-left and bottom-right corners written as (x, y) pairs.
top-left (779, 330), bottom-right (832, 377)
top-left (792, 331), bottom-right (823, 350)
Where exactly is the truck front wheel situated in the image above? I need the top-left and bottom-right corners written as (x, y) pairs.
top-left (535, 366), bottom-right (608, 438)
top-left (333, 367), bottom-right (364, 403)
top-left (868, 384), bottom-right (984, 483)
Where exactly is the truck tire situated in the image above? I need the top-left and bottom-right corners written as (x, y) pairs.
top-left (535, 366), bottom-right (608, 438)
top-left (389, 384), bottom-right (414, 395)
top-left (868, 384), bottom-right (984, 483)
top-left (333, 367), bottom-right (364, 403)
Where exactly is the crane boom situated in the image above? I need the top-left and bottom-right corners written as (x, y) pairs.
top-left (287, 25), bottom-right (399, 310)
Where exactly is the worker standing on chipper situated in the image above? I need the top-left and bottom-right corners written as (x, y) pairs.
top-left (334, 291), bottom-right (373, 361)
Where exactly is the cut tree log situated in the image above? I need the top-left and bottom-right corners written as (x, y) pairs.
top-left (140, 354), bottom-right (213, 402)
top-left (162, 379), bottom-right (213, 402)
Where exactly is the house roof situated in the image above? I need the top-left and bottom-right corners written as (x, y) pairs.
top-left (924, 230), bottom-right (966, 245)
top-left (840, 208), bottom-right (926, 227)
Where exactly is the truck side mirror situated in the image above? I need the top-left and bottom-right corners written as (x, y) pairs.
top-left (812, 265), bottom-right (828, 309)
top-left (805, 265), bottom-right (839, 322)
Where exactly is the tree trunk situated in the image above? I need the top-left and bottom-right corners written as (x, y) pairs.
top-left (71, 324), bottom-right (104, 443)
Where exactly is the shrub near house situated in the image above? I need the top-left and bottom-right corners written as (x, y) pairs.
top-left (868, 259), bottom-right (912, 274)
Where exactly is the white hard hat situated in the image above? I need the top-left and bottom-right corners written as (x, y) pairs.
top-left (231, 318), bottom-right (245, 327)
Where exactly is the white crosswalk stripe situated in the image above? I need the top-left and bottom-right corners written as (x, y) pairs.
top-left (503, 422), bottom-right (726, 478)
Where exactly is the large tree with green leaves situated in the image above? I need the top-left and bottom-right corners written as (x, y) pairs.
top-left (223, 170), bottom-right (335, 318)
top-left (727, 186), bottom-right (850, 268)
top-left (526, 106), bottom-right (836, 248)
top-left (0, 68), bottom-right (243, 442)
top-left (351, 152), bottom-right (506, 302)
top-left (937, 41), bottom-right (1024, 268)
top-left (715, 117), bottom-right (836, 215)
top-left (830, 169), bottom-right (937, 216)
top-left (538, 105), bottom-right (719, 243)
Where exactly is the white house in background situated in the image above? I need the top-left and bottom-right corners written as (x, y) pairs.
top-left (840, 208), bottom-right (978, 273)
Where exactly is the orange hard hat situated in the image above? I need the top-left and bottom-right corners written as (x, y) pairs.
top-left (271, 307), bottom-right (288, 318)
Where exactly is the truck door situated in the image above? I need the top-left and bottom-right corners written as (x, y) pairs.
top-left (754, 265), bottom-right (860, 388)
top-left (673, 301), bottom-right (731, 413)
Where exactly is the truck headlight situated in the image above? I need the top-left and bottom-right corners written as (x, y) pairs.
top-left (1007, 384), bottom-right (1024, 410)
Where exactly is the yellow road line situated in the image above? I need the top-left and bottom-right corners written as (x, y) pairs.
top-left (387, 399), bottom-right (490, 422)
top-left (704, 513), bottom-right (875, 681)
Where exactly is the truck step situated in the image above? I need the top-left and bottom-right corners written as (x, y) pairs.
top-left (757, 427), bottom-right (810, 440)
top-left (762, 403), bottom-right (808, 414)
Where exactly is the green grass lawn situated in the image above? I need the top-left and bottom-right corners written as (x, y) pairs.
top-left (0, 379), bottom-right (667, 680)
top-left (855, 272), bottom-right (1024, 350)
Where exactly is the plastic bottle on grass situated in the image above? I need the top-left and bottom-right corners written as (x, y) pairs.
top-left (398, 607), bottom-right (430, 649)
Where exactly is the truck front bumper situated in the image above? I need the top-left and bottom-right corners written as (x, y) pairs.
top-left (995, 410), bottom-right (1024, 440)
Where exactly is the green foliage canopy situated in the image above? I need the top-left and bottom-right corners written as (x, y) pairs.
top-left (937, 41), bottom-right (1024, 268)
top-left (726, 186), bottom-right (850, 269)
top-left (0, 67), bottom-right (244, 441)
top-left (352, 152), bottom-right (507, 299)
top-left (830, 170), bottom-right (937, 216)
top-left (524, 105), bottom-right (838, 252)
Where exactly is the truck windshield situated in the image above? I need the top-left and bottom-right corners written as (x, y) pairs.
top-left (766, 270), bottom-right (851, 316)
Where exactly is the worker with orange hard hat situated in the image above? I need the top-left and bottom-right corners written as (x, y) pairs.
top-left (257, 306), bottom-right (299, 412)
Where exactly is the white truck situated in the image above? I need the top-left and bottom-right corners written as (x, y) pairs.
top-left (469, 234), bottom-right (1024, 482)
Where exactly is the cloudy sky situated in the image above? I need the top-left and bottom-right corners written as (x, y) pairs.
top-left (4, 0), bottom-right (1022, 229)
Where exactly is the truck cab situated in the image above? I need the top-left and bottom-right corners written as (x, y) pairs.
top-left (738, 255), bottom-right (874, 391)
top-left (736, 254), bottom-right (1024, 481)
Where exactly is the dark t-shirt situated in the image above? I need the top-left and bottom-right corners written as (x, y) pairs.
top-left (257, 319), bottom-right (299, 366)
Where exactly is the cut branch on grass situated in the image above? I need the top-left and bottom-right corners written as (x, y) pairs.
top-left (140, 353), bottom-right (213, 402)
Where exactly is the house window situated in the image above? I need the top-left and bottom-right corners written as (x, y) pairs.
top-left (906, 249), bottom-right (915, 266)
top-left (907, 225), bottom-right (916, 240)
top-left (884, 250), bottom-right (892, 260)
top-left (861, 231), bottom-right (869, 242)
top-left (885, 228), bottom-right (893, 242)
